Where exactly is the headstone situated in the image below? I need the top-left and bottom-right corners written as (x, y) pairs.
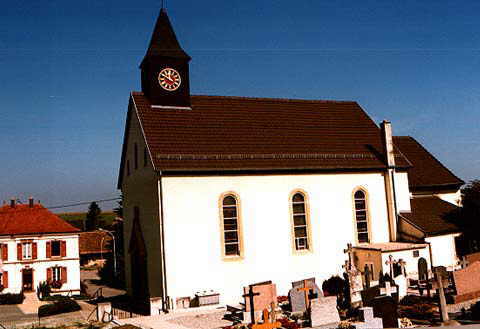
top-left (289, 278), bottom-right (321, 313)
top-left (385, 255), bottom-right (395, 278)
top-left (175, 296), bottom-right (190, 310)
top-left (353, 307), bottom-right (383, 329)
top-left (380, 281), bottom-right (397, 297)
top-left (150, 297), bottom-right (164, 314)
top-left (243, 282), bottom-right (277, 324)
top-left (452, 261), bottom-right (480, 303)
top-left (310, 296), bottom-right (340, 327)
top-left (393, 275), bottom-right (407, 299)
top-left (364, 264), bottom-right (371, 289)
top-left (343, 244), bottom-right (363, 305)
top-left (417, 257), bottom-right (428, 281)
top-left (361, 286), bottom-right (381, 307)
top-left (372, 295), bottom-right (398, 328)
top-left (97, 302), bottom-right (112, 322)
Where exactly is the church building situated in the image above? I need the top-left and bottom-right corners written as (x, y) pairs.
top-left (118, 8), bottom-right (463, 310)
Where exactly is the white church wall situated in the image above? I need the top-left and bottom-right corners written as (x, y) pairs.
top-left (425, 234), bottom-right (460, 270)
top-left (161, 172), bottom-right (392, 306)
top-left (393, 172), bottom-right (411, 213)
top-left (381, 247), bottom-right (431, 278)
top-left (436, 190), bottom-right (462, 206)
top-left (121, 102), bottom-right (164, 299)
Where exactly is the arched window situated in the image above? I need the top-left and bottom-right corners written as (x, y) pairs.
top-left (354, 190), bottom-right (370, 243)
top-left (221, 195), bottom-right (241, 256)
top-left (291, 192), bottom-right (310, 251)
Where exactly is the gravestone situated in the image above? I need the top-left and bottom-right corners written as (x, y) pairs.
top-left (251, 308), bottom-right (281, 329)
top-left (289, 278), bottom-right (321, 313)
top-left (361, 286), bottom-right (381, 307)
top-left (393, 275), bottom-right (407, 299)
top-left (310, 296), bottom-right (340, 327)
top-left (344, 244), bottom-right (363, 305)
top-left (353, 307), bottom-right (383, 329)
top-left (243, 282), bottom-right (277, 323)
top-left (418, 257), bottom-right (428, 281)
top-left (373, 295), bottom-right (398, 328)
top-left (452, 261), bottom-right (480, 303)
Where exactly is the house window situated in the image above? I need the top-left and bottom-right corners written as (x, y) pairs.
top-left (291, 192), bottom-right (310, 251)
top-left (51, 241), bottom-right (61, 257)
top-left (221, 195), bottom-right (241, 257)
top-left (413, 250), bottom-right (420, 258)
top-left (354, 190), bottom-right (370, 243)
top-left (52, 267), bottom-right (62, 282)
top-left (22, 242), bottom-right (32, 260)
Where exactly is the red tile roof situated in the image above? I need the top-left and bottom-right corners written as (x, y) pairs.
top-left (393, 136), bottom-right (464, 190)
top-left (400, 196), bottom-right (460, 236)
top-left (79, 231), bottom-right (112, 255)
top-left (0, 204), bottom-right (80, 236)
top-left (124, 93), bottom-right (410, 177)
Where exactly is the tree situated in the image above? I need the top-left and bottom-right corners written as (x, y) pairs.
top-left (113, 194), bottom-right (123, 218)
top-left (85, 202), bottom-right (102, 231)
top-left (446, 180), bottom-right (480, 254)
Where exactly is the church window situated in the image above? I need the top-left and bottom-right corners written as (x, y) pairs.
top-left (144, 147), bottom-right (148, 167)
top-left (134, 143), bottom-right (138, 170)
top-left (354, 189), bottom-right (370, 243)
top-left (221, 194), bottom-right (241, 257)
top-left (291, 192), bottom-right (311, 251)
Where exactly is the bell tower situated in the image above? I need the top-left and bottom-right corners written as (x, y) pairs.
top-left (140, 8), bottom-right (191, 108)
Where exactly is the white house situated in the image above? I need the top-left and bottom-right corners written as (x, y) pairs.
top-left (117, 8), bottom-right (464, 310)
top-left (0, 198), bottom-right (81, 295)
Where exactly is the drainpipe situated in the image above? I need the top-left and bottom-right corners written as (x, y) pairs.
top-left (157, 171), bottom-right (168, 312)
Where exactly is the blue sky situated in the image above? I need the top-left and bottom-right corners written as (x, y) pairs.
top-left (1, 0), bottom-right (479, 212)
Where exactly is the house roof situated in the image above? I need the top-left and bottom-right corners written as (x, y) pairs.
top-left (79, 231), bottom-right (112, 255)
top-left (400, 196), bottom-right (461, 236)
top-left (126, 92), bottom-right (411, 177)
top-left (0, 204), bottom-right (80, 236)
top-left (393, 136), bottom-right (464, 190)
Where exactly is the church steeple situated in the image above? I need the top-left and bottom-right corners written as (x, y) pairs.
top-left (141, 8), bottom-right (191, 108)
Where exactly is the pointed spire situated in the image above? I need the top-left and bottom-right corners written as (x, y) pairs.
top-left (141, 8), bottom-right (190, 66)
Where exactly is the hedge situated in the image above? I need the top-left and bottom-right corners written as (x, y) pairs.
top-left (0, 292), bottom-right (25, 305)
top-left (38, 296), bottom-right (81, 317)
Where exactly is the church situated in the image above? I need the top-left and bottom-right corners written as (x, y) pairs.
top-left (118, 8), bottom-right (464, 311)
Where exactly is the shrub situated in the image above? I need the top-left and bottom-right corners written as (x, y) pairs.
top-left (471, 301), bottom-right (480, 320)
top-left (37, 281), bottom-right (51, 300)
top-left (38, 297), bottom-right (81, 317)
top-left (322, 275), bottom-right (346, 296)
top-left (0, 292), bottom-right (25, 305)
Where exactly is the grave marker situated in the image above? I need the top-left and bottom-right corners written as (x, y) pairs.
top-left (252, 308), bottom-right (281, 329)
top-left (452, 261), bottom-right (480, 303)
top-left (373, 295), bottom-right (398, 328)
top-left (310, 297), bottom-right (340, 327)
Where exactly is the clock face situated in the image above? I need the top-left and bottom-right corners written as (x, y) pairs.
top-left (158, 68), bottom-right (181, 91)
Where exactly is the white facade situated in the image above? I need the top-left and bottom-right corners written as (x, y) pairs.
top-left (425, 233), bottom-right (461, 270)
top-left (0, 234), bottom-right (81, 295)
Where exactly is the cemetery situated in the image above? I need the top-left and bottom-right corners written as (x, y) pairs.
top-left (213, 247), bottom-right (480, 329)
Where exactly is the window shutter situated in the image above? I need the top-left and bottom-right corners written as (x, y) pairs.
top-left (32, 242), bottom-right (38, 260)
top-left (47, 268), bottom-right (52, 282)
top-left (1, 244), bottom-right (7, 261)
top-left (61, 267), bottom-right (67, 283)
top-left (46, 241), bottom-right (52, 258)
top-left (3, 271), bottom-right (8, 288)
top-left (61, 241), bottom-right (67, 257)
top-left (17, 243), bottom-right (22, 261)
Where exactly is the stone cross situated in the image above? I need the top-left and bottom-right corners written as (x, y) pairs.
top-left (297, 279), bottom-right (314, 311)
top-left (344, 243), bottom-right (356, 271)
top-left (459, 257), bottom-right (469, 269)
top-left (380, 281), bottom-right (396, 297)
top-left (435, 267), bottom-right (449, 322)
top-left (243, 285), bottom-right (261, 324)
top-left (385, 255), bottom-right (395, 278)
top-left (252, 308), bottom-right (281, 329)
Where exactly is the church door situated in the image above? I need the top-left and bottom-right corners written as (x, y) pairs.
top-left (129, 208), bottom-right (149, 303)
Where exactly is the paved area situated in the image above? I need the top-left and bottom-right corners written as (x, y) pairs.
top-left (81, 269), bottom-right (125, 298)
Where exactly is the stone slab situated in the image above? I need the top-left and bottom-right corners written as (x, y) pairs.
top-left (243, 283), bottom-right (277, 312)
top-left (289, 278), bottom-right (322, 313)
top-left (453, 261), bottom-right (480, 301)
top-left (310, 296), bottom-right (340, 327)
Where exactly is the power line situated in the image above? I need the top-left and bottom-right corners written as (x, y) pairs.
top-left (46, 197), bottom-right (121, 210)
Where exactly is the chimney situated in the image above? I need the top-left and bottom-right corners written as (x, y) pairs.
top-left (29, 197), bottom-right (34, 208)
top-left (10, 199), bottom-right (16, 208)
top-left (381, 120), bottom-right (395, 167)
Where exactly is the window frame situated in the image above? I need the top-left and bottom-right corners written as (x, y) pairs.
top-left (51, 240), bottom-right (61, 257)
top-left (352, 187), bottom-right (372, 244)
top-left (289, 189), bottom-right (313, 254)
top-left (52, 267), bottom-right (62, 282)
top-left (22, 242), bottom-right (33, 260)
top-left (218, 192), bottom-right (244, 261)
